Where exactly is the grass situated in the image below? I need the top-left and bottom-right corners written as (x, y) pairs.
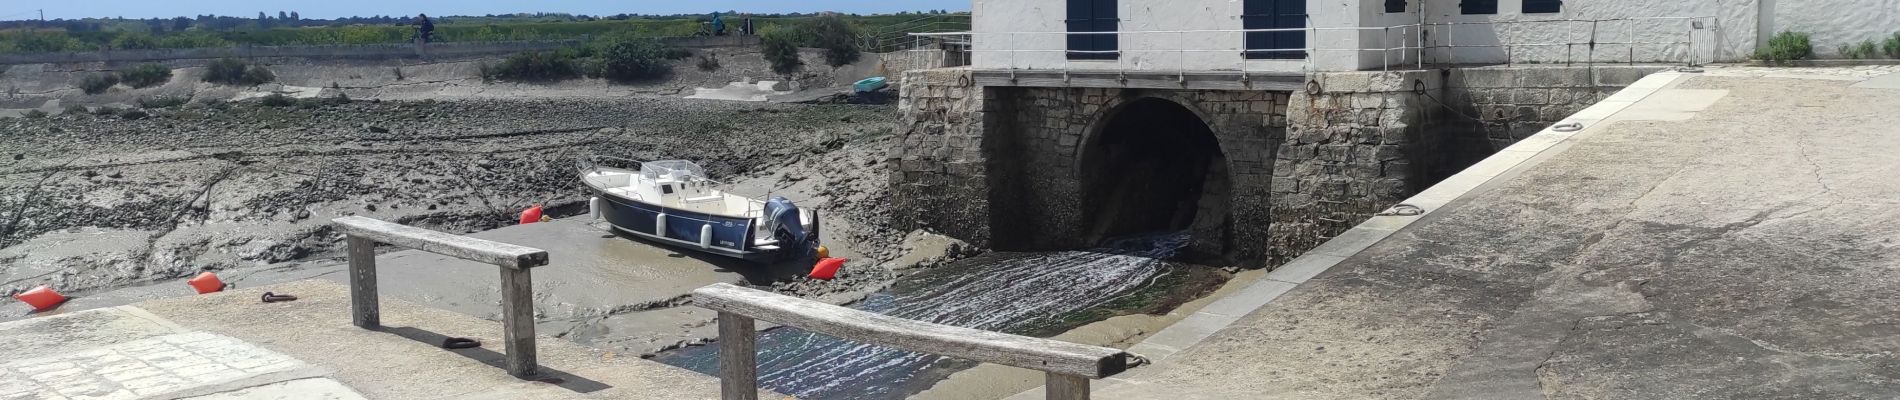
top-left (78, 74), bottom-right (120, 94)
top-left (121, 64), bottom-right (174, 88)
top-left (202, 58), bottom-right (275, 85)
top-left (1755, 31), bottom-right (1814, 62)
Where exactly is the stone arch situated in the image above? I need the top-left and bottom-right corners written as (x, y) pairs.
top-left (1074, 94), bottom-right (1237, 262)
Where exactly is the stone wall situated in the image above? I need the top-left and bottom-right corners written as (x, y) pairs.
top-left (893, 65), bottom-right (1664, 268)
top-left (892, 68), bottom-right (997, 246)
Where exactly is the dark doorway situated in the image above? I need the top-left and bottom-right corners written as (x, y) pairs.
top-left (1080, 98), bottom-right (1231, 259)
top-left (1244, 0), bottom-right (1307, 59)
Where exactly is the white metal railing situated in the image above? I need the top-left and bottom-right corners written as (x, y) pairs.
top-left (903, 16), bottom-right (1713, 73)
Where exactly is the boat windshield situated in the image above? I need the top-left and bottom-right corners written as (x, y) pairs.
top-left (642, 160), bottom-right (708, 182)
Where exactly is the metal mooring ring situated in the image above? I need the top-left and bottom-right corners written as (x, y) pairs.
top-left (1413, 79), bottom-right (1428, 95)
top-left (1378, 204), bottom-right (1425, 216)
top-left (1553, 122), bottom-right (1584, 132)
top-left (1306, 80), bottom-right (1323, 96)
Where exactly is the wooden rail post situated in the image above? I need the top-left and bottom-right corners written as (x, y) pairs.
top-left (1046, 372), bottom-right (1090, 400)
top-left (347, 236), bottom-right (379, 329)
top-left (717, 311), bottom-right (759, 400)
top-left (333, 216), bottom-right (550, 379)
top-left (692, 283), bottom-right (1129, 400)
top-left (500, 266), bottom-right (538, 378)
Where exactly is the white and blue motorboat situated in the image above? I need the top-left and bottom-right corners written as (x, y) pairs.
top-left (582, 159), bottom-right (819, 262)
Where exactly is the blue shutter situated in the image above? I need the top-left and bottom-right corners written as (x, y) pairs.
top-left (1522, 0), bottom-right (1562, 13)
top-left (1243, 0), bottom-right (1306, 59)
top-left (1386, 0), bottom-right (1406, 13)
top-left (1066, 0), bottom-right (1118, 60)
top-left (1460, 0), bottom-right (1498, 14)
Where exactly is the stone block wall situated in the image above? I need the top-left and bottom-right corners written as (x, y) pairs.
top-left (1273, 70), bottom-right (1443, 264)
top-left (1443, 66), bottom-right (1666, 149)
top-left (892, 68), bottom-right (997, 246)
top-left (985, 88), bottom-right (1288, 263)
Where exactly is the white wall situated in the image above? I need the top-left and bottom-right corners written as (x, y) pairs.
top-left (969, 0), bottom-right (1897, 73)
top-left (1768, 0), bottom-right (1900, 58)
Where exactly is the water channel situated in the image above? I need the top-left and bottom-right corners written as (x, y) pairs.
top-left (652, 232), bottom-right (1218, 399)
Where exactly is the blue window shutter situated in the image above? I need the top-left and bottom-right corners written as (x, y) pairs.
top-left (1460, 0), bottom-right (1498, 14)
top-left (1522, 0), bottom-right (1562, 13)
top-left (1385, 0), bottom-right (1406, 13)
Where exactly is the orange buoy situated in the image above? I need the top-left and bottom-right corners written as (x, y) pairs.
top-left (809, 258), bottom-right (846, 280)
top-left (187, 272), bottom-right (226, 294)
top-left (519, 205), bottom-right (545, 225)
top-left (13, 285), bottom-right (67, 312)
top-left (814, 245), bottom-right (830, 259)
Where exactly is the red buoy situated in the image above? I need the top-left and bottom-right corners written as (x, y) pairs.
top-left (519, 205), bottom-right (545, 225)
top-left (13, 285), bottom-right (67, 312)
top-left (188, 272), bottom-right (226, 294)
top-left (809, 258), bottom-right (846, 280)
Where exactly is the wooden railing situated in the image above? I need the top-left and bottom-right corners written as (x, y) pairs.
top-left (332, 216), bottom-right (551, 378)
top-left (691, 283), bottom-right (1131, 400)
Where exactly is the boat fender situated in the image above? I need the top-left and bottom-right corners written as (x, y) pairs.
top-left (656, 213), bottom-right (669, 237)
top-left (187, 272), bottom-right (226, 294)
top-left (700, 224), bottom-right (714, 248)
top-left (810, 257), bottom-right (846, 280)
top-left (815, 245), bottom-right (830, 259)
top-left (589, 197), bottom-right (603, 220)
top-left (12, 285), bottom-right (67, 312)
top-left (519, 204), bottom-right (544, 225)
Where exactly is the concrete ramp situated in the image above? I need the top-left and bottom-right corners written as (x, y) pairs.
top-left (0, 280), bottom-right (752, 399)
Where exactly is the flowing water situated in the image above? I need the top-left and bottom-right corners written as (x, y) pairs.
top-left (651, 232), bottom-right (1195, 399)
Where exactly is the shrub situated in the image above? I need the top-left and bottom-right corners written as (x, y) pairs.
top-left (79, 74), bottom-right (120, 95)
top-left (117, 108), bottom-right (149, 120)
top-left (1839, 40), bottom-right (1879, 59)
top-left (92, 106), bottom-right (122, 116)
top-left (62, 104), bottom-right (88, 115)
top-left (1755, 31), bottom-right (1813, 62)
top-left (120, 64), bottom-right (173, 88)
top-left (1884, 33), bottom-right (1900, 59)
top-left (21, 110), bottom-right (47, 119)
top-left (203, 58), bottom-right (275, 85)
top-left (259, 93), bottom-right (296, 107)
top-left (697, 54), bottom-right (721, 72)
top-left (804, 16), bottom-right (863, 67)
top-left (760, 27), bottom-right (804, 76)
top-left (594, 36), bottom-right (674, 82)
top-left (110, 34), bottom-right (159, 50)
top-left (138, 95), bottom-right (189, 109)
top-left (482, 51), bottom-right (582, 82)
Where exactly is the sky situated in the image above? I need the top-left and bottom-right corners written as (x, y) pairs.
top-left (1, 0), bottom-right (971, 21)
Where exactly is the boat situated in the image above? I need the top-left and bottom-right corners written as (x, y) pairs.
top-left (581, 158), bottom-right (820, 263)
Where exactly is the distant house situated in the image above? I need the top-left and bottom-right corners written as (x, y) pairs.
top-left (967, 0), bottom-right (1896, 72)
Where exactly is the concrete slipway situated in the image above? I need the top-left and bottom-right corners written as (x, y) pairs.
top-left (1058, 66), bottom-right (1900, 399)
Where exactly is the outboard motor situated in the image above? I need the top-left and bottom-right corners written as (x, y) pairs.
top-left (762, 196), bottom-right (816, 259)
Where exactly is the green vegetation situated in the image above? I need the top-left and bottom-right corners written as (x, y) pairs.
top-left (63, 104), bottom-right (89, 115)
top-left (78, 74), bottom-right (120, 94)
top-left (696, 54), bottom-right (721, 72)
top-left (1755, 31), bottom-right (1813, 62)
top-left (121, 64), bottom-right (174, 88)
top-left (760, 27), bottom-right (803, 76)
top-left (1885, 33), bottom-right (1900, 59)
top-left (482, 34), bottom-right (688, 83)
top-left (21, 110), bottom-right (47, 119)
top-left (202, 58), bottom-right (275, 85)
top-left (804, 16), bottom-right (863, 67)
top-left (1840, 40), bottom-right (1880, 59)
top-left (0, 13), bottom-right (967, 54)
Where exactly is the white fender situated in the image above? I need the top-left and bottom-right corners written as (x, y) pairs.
top-left (656, 213), bottom-right (668, 238)
top-left (589, 197), bottom-right (603, 220)
top-left (700, 224), bottom-right (714, 248)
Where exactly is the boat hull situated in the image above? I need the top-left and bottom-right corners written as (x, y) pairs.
top-left (592, 190), bottom-right (791, 262)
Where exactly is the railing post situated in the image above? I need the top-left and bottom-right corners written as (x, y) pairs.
top-left (1047, 372), bottom-right (1090, 400)
top-left (347, 236), bottom-right (379, 329)
top-left (500, 266), bottom-right (538, 378)
top-left (718, 311), bottom-right (759, 400)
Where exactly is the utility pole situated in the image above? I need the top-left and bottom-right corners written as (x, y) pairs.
top-left (38, 9), bottom-right (43, 21)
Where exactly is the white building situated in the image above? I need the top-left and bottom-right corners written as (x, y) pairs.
top-left (967, 0), bottom-right (1898, 72)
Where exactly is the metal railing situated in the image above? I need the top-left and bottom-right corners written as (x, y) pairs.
top-left (903, 16), bottom-right (1713, 73)
top-left (333, 216), bottom-right (551, 378)
top-left (691, 283), bottom-right (1131, 400)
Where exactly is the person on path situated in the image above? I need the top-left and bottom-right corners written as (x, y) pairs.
top-left (711, 12), bottom-right (726, 36)
top-left (416, 14), bottom-right (435, 43)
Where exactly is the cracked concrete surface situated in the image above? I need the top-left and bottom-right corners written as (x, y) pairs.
top-left (1093, 71), bottom-right (1900, 399)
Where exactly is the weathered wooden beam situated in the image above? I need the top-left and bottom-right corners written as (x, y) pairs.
top-left (500, 266), bottom-right (538, 378)
top-left (691, 283), bottom-right (1130, 379)
top-left (717, 311), bottom-right (759, 400)
top-left (332, 216), bottom-right (549, 270)
top-left (1046, 372), bottom-right (1091, 400)
top-left (347, 236), bottom-right (379, 329)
